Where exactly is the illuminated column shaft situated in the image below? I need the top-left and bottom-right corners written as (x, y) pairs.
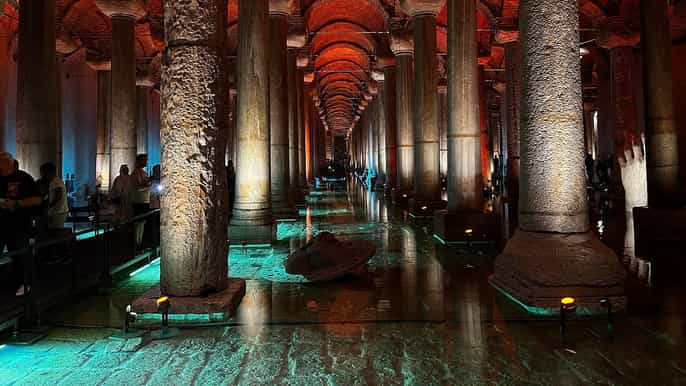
top-left (136, 86), bottom-right (148, 155)
top-left (395, 53), bottom-right (414, 191)
top-left (95, 69), bottom-right (112, 191)
top-left (16, 0), bottom-right (58, 178)
top-left (269, 11), bottom-right (293, 214)
top-left (447, 0), bottom-right (482, 211)
top-left (378, 83), bottom-right (387, 179)
top-left (287, 51), bottom-right (303, 203)
top-left (438, 84), bottom-right (447, 177)
top-left (160, 0), bottom-right (230, 296)
top-left (95, 0), bottom-right (146, 186)
top-left (299, 76), bottom-right (309, 185)
top-left (232, 0), bottom-right (273, 227)
top-left (491, 0), bottom-right (625, 311)
top-left (383, 65), bottom-right (398, 188)
top-left (640, 0), bottom-right (681, 207)
top-left (412, 14), bottom-right (441, 202)
top-left (518, 0), bottom-right (587, 233)
top-left (504, 41), bottom-right (521, 219)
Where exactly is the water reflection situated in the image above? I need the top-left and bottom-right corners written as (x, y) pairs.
top-left (237, 280), bottom-right (272, 338)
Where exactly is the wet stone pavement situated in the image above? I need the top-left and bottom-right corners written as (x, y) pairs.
top-left (2, 182), bottom-right (686, 385)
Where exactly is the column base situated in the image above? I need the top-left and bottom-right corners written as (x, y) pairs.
top-left (490, 230), bottom-right (626, 314)
top-left (391, 189), bottom-right (413, 206)
top-left (408, 199), bottom-right (446, 218)
top-left (131, 279), bottom-right (246, 326)
top-left (229, 223), bottom-right (276, 246)
top-left (433, 210), bottom-right (499, 245)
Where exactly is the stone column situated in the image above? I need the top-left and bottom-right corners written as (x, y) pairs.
top-left (16, 0), bottom-right (58, 178)
top-left (382, 60), bottom-right (398, 190)
top-left (96, 0), bottom-right (144, 186)
top-left (160, 0), bottom-right (230, 296)
top-left (288, 34), bottom-right (306, 206)
top-left (91, 65), bottom-right (112, 192)
top-left (435, 0), bottom-right (493, 243)
top-left (491, 0), bottom-right (625, 311)
top-left (136, 86), bottom-right (148, 155)
top-left (390, 34), bottom-right (415, 202)
top-left (401, 0), bottom-right (444, 214)
top-left (438, 82), bottom-right (448, 178)
top-left (640, 0), bottom-right (681, 207)
top-left (504, 41), bottom-right (521, 232)
top-left (231, 0), bottom-right (274, 244)
top-left (299, 64), bottom-right (309, 187)
top-left (268, 3), bottom-right (296, 218)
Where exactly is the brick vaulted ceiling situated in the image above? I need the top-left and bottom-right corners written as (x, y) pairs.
top-left (4, 0), bottom-right (686, 134)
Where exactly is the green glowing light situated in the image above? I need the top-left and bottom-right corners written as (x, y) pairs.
top-left (229, 243), bottom-right (272, 248)
top-left (491, 282), bottom-right (556, 316)
top-left (129, 257), bottom-right (161, 277)
top-left (433, 234), bottom-right (447, 245)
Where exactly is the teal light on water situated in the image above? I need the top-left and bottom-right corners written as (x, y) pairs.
top-left (229, 243), bottom-right (272, 248)
top-left (276, 218), bottom-right (298, 222)
top-left (491, 282), bottom-right (556, 316)
top-left (129, 257), bottom-right (161, 277)
top-left (433, 234), bottom-right (447, 245)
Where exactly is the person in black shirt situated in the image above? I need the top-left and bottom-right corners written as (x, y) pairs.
top-left (0, 152), bottom-right (42, 296)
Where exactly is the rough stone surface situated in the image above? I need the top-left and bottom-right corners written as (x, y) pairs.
top-left (94, 0), bottom-right (146, 19)
top-left (132, 279), bottom-right (245, 317)
top-left (447, 0), bottom-right (483, 212)
top-left (517, 0), bottom-right (588, 233)
top-left (504, 41), bottom-right (521, 229)
top-left (491, 230), bottom-right (627, 309)
top-left (160, 0), bottom-right (230, 296)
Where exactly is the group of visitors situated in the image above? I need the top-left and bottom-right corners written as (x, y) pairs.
top-left (110, 154), bottom-right (152, 247)
top-left (0, 152), bottom-right (68, 296)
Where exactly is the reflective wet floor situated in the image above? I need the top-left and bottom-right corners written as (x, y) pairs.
top-left (3, 182), bottom-right (686, 385)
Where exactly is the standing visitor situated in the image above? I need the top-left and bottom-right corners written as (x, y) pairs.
top-left (110, 164), bottom-right (132, 222)
top-left (39, 162), bottom-right (69, 230)
top-left (131, 154), bottom-right (151, 247)
top-left (0, 152), bottom-right (42, 296)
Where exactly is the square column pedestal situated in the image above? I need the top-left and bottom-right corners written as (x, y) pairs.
top-left (132, 279), bottom-right (246, 326)
top-left (408, 199), bottom-right (446, 218)
top-left (433, 210), bottom-right (499, 245)
top-left (229, 223), bottom-right (276, 246)
top-left (634, 207), bottom-right (686, 280)
top-left (391, 189), bottom-right (413, 206)
top-left (490, 230), bottom-right (627, 313)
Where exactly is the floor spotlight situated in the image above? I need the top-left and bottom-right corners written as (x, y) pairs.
top-left (108, 304), bottom-right (146, 341)
top-left (600, 298), bottom-right (614, 335)
top-left (560, 297), bottom-right (577, 335)
top-left (150, 296), bottom-right (180, 340)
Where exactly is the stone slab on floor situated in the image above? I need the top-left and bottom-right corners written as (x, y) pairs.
top-left (131, 278), bottom-right (246, 323)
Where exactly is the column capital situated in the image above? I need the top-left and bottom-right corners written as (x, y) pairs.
top-left (400, 0), bottom-right (444, 18)
top-left (378, 56), bottom-right (396, 68)
top-left (56, 32), bottom-right (80, 55)
top-left (371, 69), bottom-right (384, 82)
top-left (390, 33), bottom-right (414, 56)
top-left (296, 54), bottom-right (310, 69)
top-left (494, 30), bottom-right (520, 45)
top-left (596, 16), bottom-right (640, 49)
top-left (86, 59), bottom-right (112, 72)
top-left (368, 81), bottom-right (379, 96)
top-left (269, 0), bottom-right (295, 16)
top-left (94, 0), bottom-right (146, 20)
top-left (136, 74), bottom-right (154, 88)
top-left (287, 31), bottom-right (307, 49)
top-left (303, 72), bottom-right (314, 84)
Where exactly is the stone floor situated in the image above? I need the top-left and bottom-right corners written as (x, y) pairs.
top-left (1, 181), bottom-right (686, 385)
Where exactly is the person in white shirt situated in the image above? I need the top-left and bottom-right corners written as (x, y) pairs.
top-left (39, 162), bottom-right (69, 229)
